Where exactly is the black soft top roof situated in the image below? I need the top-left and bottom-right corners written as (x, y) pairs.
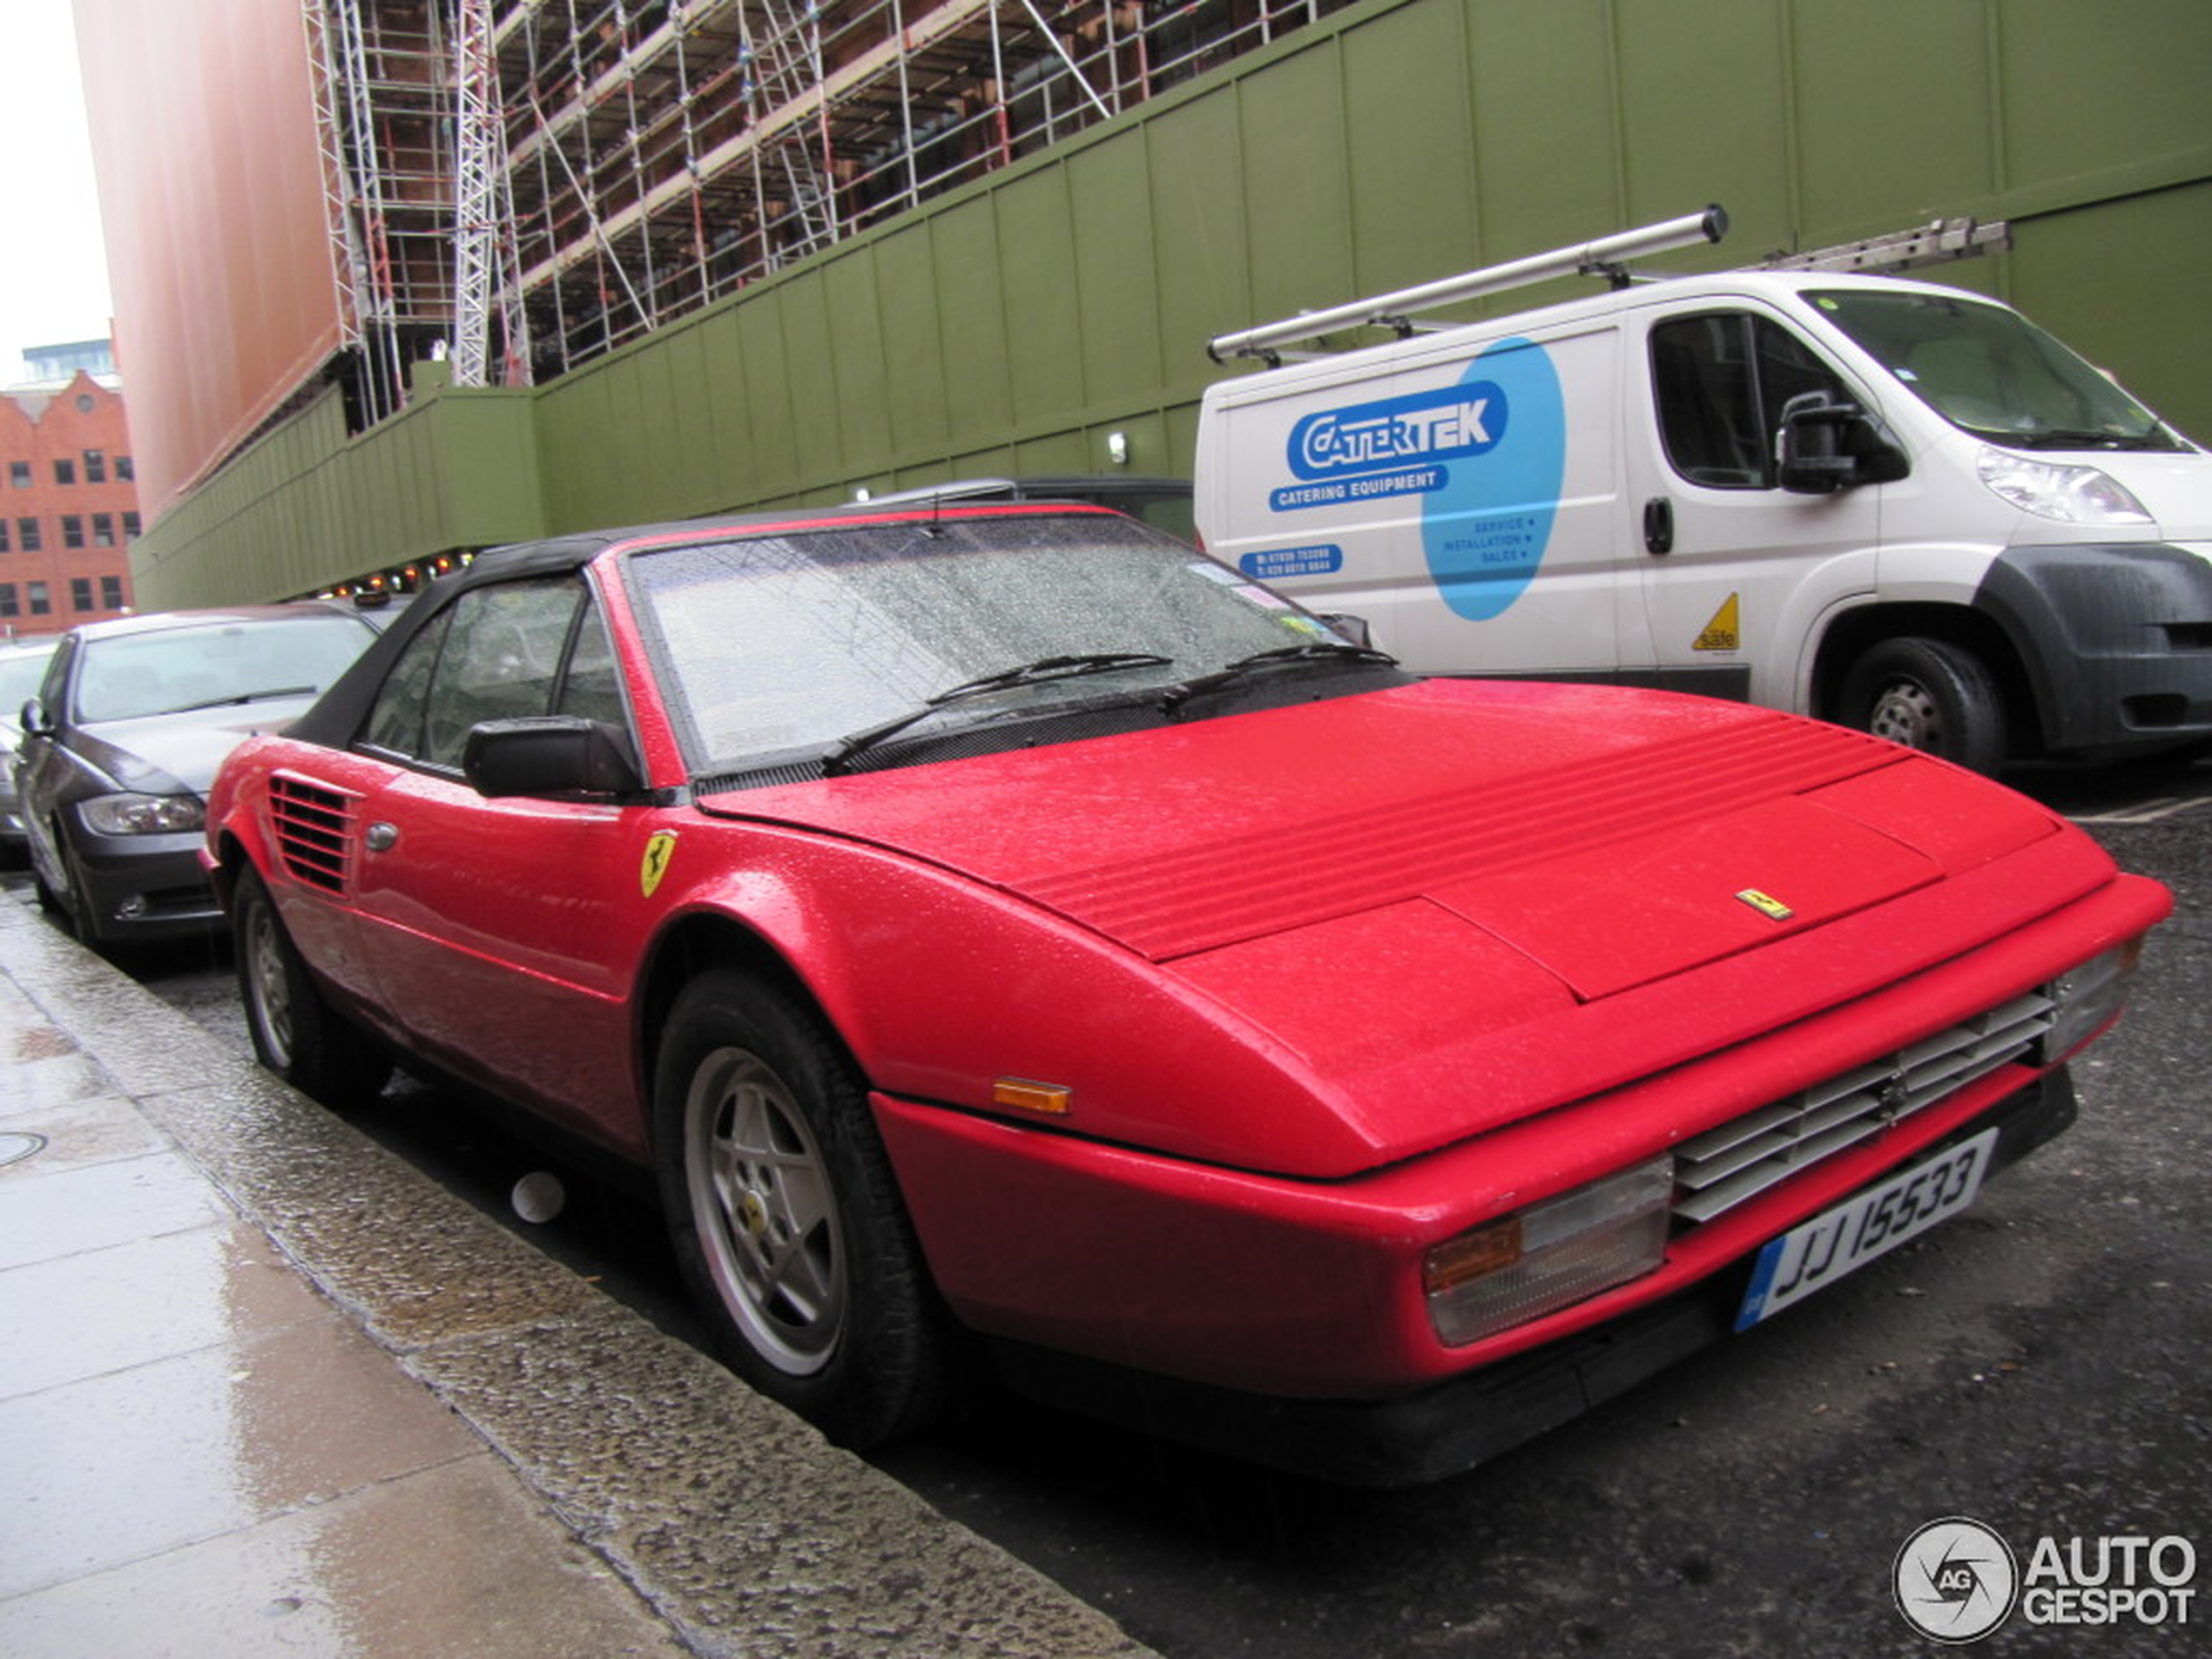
top-left (282, 499), bottom-right (1118, 750)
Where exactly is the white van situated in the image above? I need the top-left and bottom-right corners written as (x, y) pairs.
top-left (1195, 212), bottom-right (2212, 769)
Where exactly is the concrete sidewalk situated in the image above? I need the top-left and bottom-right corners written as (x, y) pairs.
top-left (0, 893), bottom-right (1153, 1658)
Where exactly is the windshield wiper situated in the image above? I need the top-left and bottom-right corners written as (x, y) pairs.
top-left (1163, 641), bottom-right (1399, 711)
top-left (155, 685), bottom-right (321, 716)
top-left (826, 652), bottom-right (1171, 773)
top-left (2002, 426), bottom-right (2172, 452)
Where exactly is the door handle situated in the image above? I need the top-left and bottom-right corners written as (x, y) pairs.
top-left (1642, 496), bottom-right (1674, 556)
top-left (365, 822), bottom-right (399, 853)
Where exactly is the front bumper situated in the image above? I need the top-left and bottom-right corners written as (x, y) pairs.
top-left (63, 823), bottom-right (223, 942)
top-left (990, 1069), bottom-right (2077, 1486)
top-left (1976, 542), bottom-right (2212, 757)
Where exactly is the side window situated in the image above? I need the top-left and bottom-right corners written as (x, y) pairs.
top-left (361, 608), bottom-right (453, 759)
top-left (361, 577), bottom-right (621, 770)
top-left (1651, 313), bottom-right (1851, 489)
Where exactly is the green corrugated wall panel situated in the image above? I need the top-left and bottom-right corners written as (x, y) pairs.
top-left (873, 222), bottom-right (952, 466)
top-left (1788, 0), bottom-right (1995, 233)
top-left (932, 204), bottom-right (1015, 442)
top-left (2000, 0), bottom-right (2212, 192)
top-left (1236, 48), bottom-right (1353, 326)
top-left (1339, 2), bottom-right (1474, 297)
top-left (995, 170), bottom-right (1086, 425)
top-left (1068, 143), bottom-right (1162, 411)
top-left (1614, 0), bottom-right (1790, 242)
top-left (134, 0), bottom-right (2212, 603)
top-left (1145, 94), bottom-right (1250, 399)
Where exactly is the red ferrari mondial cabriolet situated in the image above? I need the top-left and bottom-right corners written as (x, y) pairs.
top-left (205, 502), bottom-right (2168, 1483)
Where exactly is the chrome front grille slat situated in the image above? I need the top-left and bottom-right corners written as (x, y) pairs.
top-left (1671, 988), bottom-right (2055, 1226)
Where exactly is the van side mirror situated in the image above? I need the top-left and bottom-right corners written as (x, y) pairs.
top-left (463, 716), bottom-right (643, 799)
top-left (1775, 395), bottom-right (1910, 494)
top-left (20, 698), bottom-right (52, 738)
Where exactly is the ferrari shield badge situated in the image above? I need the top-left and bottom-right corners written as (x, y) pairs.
top-left (640, 830), bottom-right (678, 898)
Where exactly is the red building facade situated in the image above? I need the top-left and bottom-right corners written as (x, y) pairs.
top-left (0, 371), bottom-right (139, 637)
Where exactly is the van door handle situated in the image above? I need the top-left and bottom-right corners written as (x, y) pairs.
top-left (1642, 496), bottom-right (1674, 556)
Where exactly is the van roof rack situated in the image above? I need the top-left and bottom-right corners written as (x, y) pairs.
top-left (1205, 206), bottom-right (1729, 366)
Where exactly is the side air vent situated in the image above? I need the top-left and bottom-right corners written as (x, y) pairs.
top-left (268, 774), bottom-right (360, 896)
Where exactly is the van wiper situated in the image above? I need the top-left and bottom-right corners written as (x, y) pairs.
top-left (158, 685), bottom-right (321, 716)
top-left (1164, 641), bottom-right (1399, 711)
top-left (826, 652), bottom-right (1171, 773)
top-left (2008, 426), bottom-right (2173, 452)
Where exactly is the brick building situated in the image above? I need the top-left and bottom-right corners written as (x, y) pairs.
top-left (0, 345), bottom-right (139, 637)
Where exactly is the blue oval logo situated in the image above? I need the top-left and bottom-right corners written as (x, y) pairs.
top-left (1420, 338), bottom-right (1565, 621)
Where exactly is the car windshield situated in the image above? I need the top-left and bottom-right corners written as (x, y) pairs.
top-left (0, 647), bottom-right (57, 711)
top-left (71, 614), bottom-right (377, 724)
top-left (625, 513), bottom-right (1366, 775)
top-left (1805, 288), bottom-right (2184, 451)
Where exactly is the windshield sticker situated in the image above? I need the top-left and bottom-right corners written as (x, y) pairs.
top-left (640, 830), bottom-right (678, 898)
top-left (1420, 337), bottom-right (1567, 621)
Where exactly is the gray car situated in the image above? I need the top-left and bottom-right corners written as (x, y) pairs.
top-left (0, 635), bottom-right (63, 861)
top-left (15, 604), bottom-right (382, 948)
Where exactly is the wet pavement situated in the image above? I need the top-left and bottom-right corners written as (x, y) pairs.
top-left (0, 895), bottom-right (1152, 1657)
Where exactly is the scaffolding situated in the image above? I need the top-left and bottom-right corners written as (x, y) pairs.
top-left (300, 0), bottom-right (1349, 422)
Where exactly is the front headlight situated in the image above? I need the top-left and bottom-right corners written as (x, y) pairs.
top-left (2045, 938), bottom-right (2147, 1059)
top-left (1977, 448), bottom-right (2152, 525)
top-left (79, 792), bottom-right (206, 836)
top-left (1423, 1157), bottom-right (1673, 1346)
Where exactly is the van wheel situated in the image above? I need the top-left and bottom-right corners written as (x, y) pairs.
top-left (653, 969), bottom-right (949, 1448)
top-left (1838, 637), bottom-right (2006, 772)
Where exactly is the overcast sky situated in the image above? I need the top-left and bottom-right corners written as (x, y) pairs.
top-left (0, 1), bottom-right (116, 383)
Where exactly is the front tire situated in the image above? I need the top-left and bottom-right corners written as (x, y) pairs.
top-left (654, 969), bottom-right (948, 1447)
top-left (1838, 637), bottom-right (2006, 772)
top-left (233, 867), bottom-right (388, 1109)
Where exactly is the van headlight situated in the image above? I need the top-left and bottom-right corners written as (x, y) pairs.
top-left (79, 792), bottom-right (206, 835)
top-left (1423, 1157), bottom-right (1673, 1346)
top-left (2045, 938), bottom-right (2146, 1059)
top-left (1977, 448), bottom-right (2151, 524)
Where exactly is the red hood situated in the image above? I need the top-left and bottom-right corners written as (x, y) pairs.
top-left (698, 679), bottom-right (2054, 988)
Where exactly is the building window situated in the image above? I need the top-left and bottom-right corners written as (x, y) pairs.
top-left (116, 455), bottom-right (134, 482)
top-left (100, 575), bottom-right (124, 610)
top-left (52, 459), bottom-right (75, 487)
top-left (75, 394), bottom-right (95, 414)
top-left (17, 518), bottom-right (41, 552)
top-left (27, 581), bottom-right (50, 616)
top-left (62, 515), bottom-right (84, 550)
top-left (123, 511), bottom-right (141, 541)
top-left (7, 462), bottom-right (26, 489)
top-left (71, 578), bottom-right (93, 612)
top-left (0, 585), bottom-right (16, 617)
top-left (0, 519), bottom-right (8, 553)
top-left (83, 449), bottom-right (106, 484)
top-left (92, 513), bottom-right (115, 548)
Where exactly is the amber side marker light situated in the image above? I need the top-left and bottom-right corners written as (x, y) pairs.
top-left (994, 1078), bottom-right (1074, 1116)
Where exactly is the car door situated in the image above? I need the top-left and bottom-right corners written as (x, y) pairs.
top-left (1624, 303), bottom-right (1885, 710)
top-left (342, 572), bottom-right (656, 1143)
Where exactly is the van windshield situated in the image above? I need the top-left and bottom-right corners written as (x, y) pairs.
top-left (1804, 289), bottom-right (2184, 452)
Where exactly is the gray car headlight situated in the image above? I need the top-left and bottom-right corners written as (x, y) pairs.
top-left (2044, 938), bottom-right (2147, 1060)
top-left (79, 792), bottom-right (207, 836)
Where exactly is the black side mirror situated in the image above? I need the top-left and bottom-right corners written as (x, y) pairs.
top-left (1775, 393), bottom-right (1911, 494)
top-left (1317, 612), bottom-right (1374, 650)
top-left (463, 716), bottom-right (643, 799)
top-left (20, 698), bottom-right (53, 738)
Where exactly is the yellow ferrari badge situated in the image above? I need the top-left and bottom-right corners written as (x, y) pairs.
top-left (1734, 887), bottom-right (1794, 922)
top-left (640, 831), bottom-right (678, 898)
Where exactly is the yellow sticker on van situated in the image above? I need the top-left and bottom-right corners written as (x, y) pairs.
top-left (1694, 593), bottom-right (1741, 653)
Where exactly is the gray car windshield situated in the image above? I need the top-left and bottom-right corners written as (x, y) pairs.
top-left (625, 514), bottom-right (1364, 775)
top-left (1806, 288), bottom-right (2183, 451)
top-left (72, 615), bottom-right (377, 724)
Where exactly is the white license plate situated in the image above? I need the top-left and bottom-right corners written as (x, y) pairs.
top-left (1734, 1127), bottom-right (2000, 1331)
